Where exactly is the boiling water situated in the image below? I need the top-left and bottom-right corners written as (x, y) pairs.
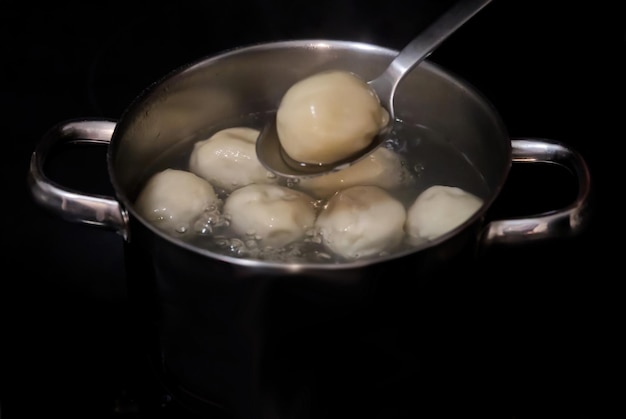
top-left (137, 112), bottom-right (490, 263)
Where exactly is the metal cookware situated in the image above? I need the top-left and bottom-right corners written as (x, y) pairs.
top-left (27, 39), bottom-right (591, 419)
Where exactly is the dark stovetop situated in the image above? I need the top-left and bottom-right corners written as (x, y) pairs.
top-left (1, 0), bottom-right (623, 418)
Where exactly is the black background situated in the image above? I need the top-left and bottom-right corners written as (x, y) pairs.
top-left (1, 0), bottom-right (624, 418)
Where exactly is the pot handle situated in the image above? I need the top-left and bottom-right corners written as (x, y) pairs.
top-left (480, 137), bottom-right (592, 246)
top-left (27, 119), bottom-right (129, 238)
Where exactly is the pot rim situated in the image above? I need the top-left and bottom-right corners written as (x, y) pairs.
top-left (110, 38), bottom-right (511, 270)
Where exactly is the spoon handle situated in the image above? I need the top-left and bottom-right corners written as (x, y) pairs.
top-left (371, 0), bottom-right (492, 110)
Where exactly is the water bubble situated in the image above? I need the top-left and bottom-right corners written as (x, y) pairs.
top-left (194, 221), bottom-right (213, 235)
top-left (312, 199), bottom-right (326, 211)
top-left (413, 163), bottom-right (425, 177)
top-left (228, 238), bottom-right (247, 255)
top-left (285, 178), bottom-right (300, 188)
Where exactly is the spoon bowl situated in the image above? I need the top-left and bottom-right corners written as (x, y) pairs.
top-left (256, 0), bottom-right (493, 178)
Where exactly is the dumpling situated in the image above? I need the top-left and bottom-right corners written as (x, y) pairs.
top-left (298, 147), bottom-right (411, 198)
top-left (276, 70), bottom-right (389, 164)
top-left (405, 185), bottom-right (484, 241)
top-left (135, 168), bottom-right (220, 234)
top-left (189, 126), bottom-right (277, 193)
top-left (315, 185), bottom-right (406, 260)
top-left (223, 184), bottom-right (317, 248)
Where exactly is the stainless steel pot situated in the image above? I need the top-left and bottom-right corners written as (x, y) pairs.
top-left (27, 40), bottom-right (591, 419)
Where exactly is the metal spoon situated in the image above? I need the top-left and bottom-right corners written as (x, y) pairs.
top-left (256, 0), bottom-right (493, 178)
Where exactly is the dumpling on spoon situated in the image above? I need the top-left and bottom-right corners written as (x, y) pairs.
top-left (405, 185), bottom-right (484, 242)
top-left (223, 184), bottom-right (317, 249)
top-left (189, 126), bottom-right (277, 193)
top-left (135, 168), bottom-right (220, 235)
top-left (276, 70), bottom-right (389, 165)
top-left (315, 185), bottom-right (406, 260)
